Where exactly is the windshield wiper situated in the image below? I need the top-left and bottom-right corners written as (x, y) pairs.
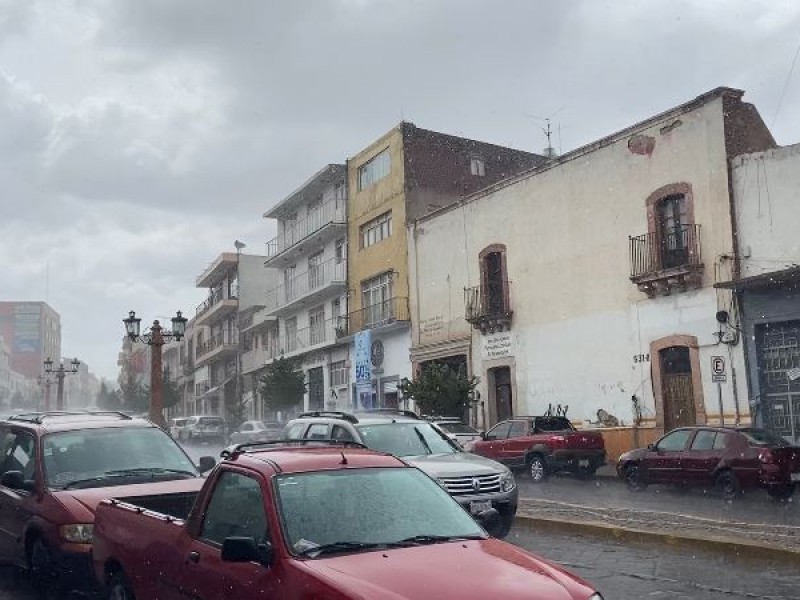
top-left (412, 427), bottom-right (433, 455)
top-left (105, 467), bottom-right (197, 477)
top-left (298, 541), bottom-right (384, 557)
top-left (390, 534), bottom-right (485, 546)
top-left (60, 473), bottom-right (131, 490)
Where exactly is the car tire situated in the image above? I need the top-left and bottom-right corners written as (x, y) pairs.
top-left (490, 512), bottom-right (514, 539)
top-left (29, 537), bottom-right (56, 582)
top-left (715, 470), bottom-right (741, 501)
top-left (108, 570), bottom-right (136, 600)
top-left (767, 484), bottom-right (795, 501)
top-left (624, 463), bottom-right (647, 492)
top-left (526, 455), bottom-right (547, 483)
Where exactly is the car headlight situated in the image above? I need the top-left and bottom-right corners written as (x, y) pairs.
top-left (500, 471), bottom-right (516, 492)
top-left (589, 593), bottom-right (604, 600)
top-left (60, 523), bottom-right (94, 544)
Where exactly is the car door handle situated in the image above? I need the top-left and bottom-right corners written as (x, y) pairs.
top-left (187, 551), bottom-right (200, 564)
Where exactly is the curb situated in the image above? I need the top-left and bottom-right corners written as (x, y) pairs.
top-left (513, 514), bottom-right (800, 566)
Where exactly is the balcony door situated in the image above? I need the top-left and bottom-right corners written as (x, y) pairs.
top-left (362, 272), bottom-right (392, 327)
top-left (657, 194), bottom-right (688, 269)
top-left (308, 251), bottom-right (324, 291)
top-left (284, 265), bottom-right (297, 303)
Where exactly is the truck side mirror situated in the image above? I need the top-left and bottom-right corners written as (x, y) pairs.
top-left (198, 456), bottom-right (216, 473)
top-left (479, 431), bottom-right (487, 440)
top-left (0, 470), bottom-right (33, 492)
top-left (222, 536), bottom-right (274, 566)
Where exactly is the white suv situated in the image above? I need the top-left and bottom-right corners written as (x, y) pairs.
top-left (181, 415), bottom-right (226, 444)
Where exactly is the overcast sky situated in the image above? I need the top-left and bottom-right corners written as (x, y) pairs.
top-left (1, 0), bottom-right (799, 383)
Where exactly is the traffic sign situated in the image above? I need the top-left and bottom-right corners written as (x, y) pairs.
top-left (711, 356), bottom-right (727, 383)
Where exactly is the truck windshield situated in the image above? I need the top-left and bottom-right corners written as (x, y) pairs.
top-left (355, 423), bottom-right (459, 457)
top-left (43, 427), bottom-right (199, 490)
top-left (275, 467), bottom-right (485, 557)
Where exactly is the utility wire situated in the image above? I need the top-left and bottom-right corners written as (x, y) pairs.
top-left (771, 28), bottom-right (800, 128)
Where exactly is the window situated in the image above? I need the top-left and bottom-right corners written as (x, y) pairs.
top-left (308, 250), bottom-right (324, 289)
top-left (309, 306), bottom-right (326, 345)
top-left (361, 272), bottom-right (393, 326)
top-left (284, 212), bottom-right (298, 246)
top-left (657, 429), bottom-right (691, 451)
top-left (357, 148), bottom-right (391, 190)
top-left (485, 422), bottom-right (511, 440)
top-left (657, 194), bottom-right (689, 268)
top-left (331, 425), bottom-right (355, 442)
top-left (690, 430), bottom-right (716, 451)
top-left (360, 211), bottom-right (392, 248)
top-left (535, 417), bottom-right (575, 432)
top-left (713, 432), bottom-right (732, 450)
top-left (284, 423), bottom-right (307, 440)
top-left (307, 197), bottom-right (323, 230)
top-left (284, 265), bottom-right (297, 302)
top-left (470, 157), bottom-right (485, 176)
top-left (508, 421), bottom-right (529, 438)
top-left (306, 423), bottom-right (329, 440)
top-left (330, 360), bottom-right (348, 387)
top-left (285, 317), bottom-right (298, 353)
top-left (200, 471), bottom-right (269, 546)
top-left (331, 298), bottom-right (341, 323)
top-left (1, 430), bottom-right (35, 481)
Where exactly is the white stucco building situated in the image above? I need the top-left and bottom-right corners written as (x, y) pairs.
top-left (408, 87), bottom-right (776, 459)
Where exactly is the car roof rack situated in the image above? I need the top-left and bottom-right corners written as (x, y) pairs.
top-left (221, 438), bottom-right (368, 458)
top-left (297, 411), bottom-right (359, 424)
top-left (7, 410), bottom-right (134, 424)
top-left (357, 408), bottom-right (421, 420)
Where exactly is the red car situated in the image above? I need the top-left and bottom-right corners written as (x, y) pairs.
top-left (465, 416), bottom-right (606, 482)
top-left (92, 441), bottom-right (604, 600)
top-left (617, 426), bottom-right (800, 500)
top-left (0, 411), bottom-right (214, 591)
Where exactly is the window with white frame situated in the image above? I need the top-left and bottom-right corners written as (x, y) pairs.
top-left (470, 157), bottom-right (485, 176)
top-left (309, 305), bottom-right (326, 346)
top-left (361, 272), bottom-right (393, 326)
top-left (285, 317), bottom-right (298, 353)
top-left (330, 360), bottom-right (348, 387)
top-left (357, 148), bottom-right (391, 190)
top-left (360, 211), bottom-right (392, 249)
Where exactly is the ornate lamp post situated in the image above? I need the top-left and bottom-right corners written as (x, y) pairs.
top-left (44, 357), bottom-right (81, 411)
top-left (123, 310), bottom-right (187, 427)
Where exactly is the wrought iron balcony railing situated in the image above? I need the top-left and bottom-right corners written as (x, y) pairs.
top-left (336, 297), bottom-right (410, 338)
top-left (629, 224), bottom-right (702, 280)
top-left (265, 258), bottom-right (346, 314)
top-left (265, 199), bottom-right (346, 259)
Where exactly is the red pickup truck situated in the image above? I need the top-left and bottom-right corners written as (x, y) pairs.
top-left (92, 441), bottom-right (603, 600)
top-left (464, 416), bottom-right (606, 482)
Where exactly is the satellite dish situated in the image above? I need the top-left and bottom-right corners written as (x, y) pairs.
top-left (715, 311), bottom-right (729, 324)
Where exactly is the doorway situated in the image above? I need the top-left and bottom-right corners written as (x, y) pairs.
top-left (660, 346), bottom-right (696, 430)
top-left (307, 367), bottom-right (324, 411)
top-left (490, 366), bottom-right (513, 423)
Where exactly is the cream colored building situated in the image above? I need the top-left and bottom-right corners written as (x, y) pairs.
top-left (408, 88), bottom-right (776, 459)
top-left (346, 123), bottom-right (543, 409)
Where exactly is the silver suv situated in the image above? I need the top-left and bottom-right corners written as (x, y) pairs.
top-left (282, 410), bottom-right (517, 537)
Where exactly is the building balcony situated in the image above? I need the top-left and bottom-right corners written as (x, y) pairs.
top-left (195, 331), bottom-right (239, 367)
top-left (195, 287), bottom-right (238, 326)
top-left (195, 380), bottom-right (211, 397)
top-left (265, 258), bottom-right (347, 317)
top-left (336, 297), bottom-right (410, 339)
top-left (629, 224), bottom-right (703, 298)
top-left (196, 252), bottom-right (238, 288)
top-left (465, 283), bottom-right (513, 334)
top-left (264, 199), bottom-right (347, 267)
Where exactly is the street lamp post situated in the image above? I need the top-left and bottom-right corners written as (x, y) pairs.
top-left (123, 310), bottom-right (187, 428)
top-left (44, 357), bottom-right (81, 411)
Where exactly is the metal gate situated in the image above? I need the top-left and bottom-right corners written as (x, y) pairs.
top-left (755, 320), bottom-right (800, 441)
top-left (307, 367), bottom-right (324, 411)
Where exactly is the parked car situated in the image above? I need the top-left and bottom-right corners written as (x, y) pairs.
top-left (617, 426), bottom-right (800, 500)
top-left (464, 416), bottom-right (607, 482)
top-left (0, 410), bottom-right (215, 592)
top-left (280, 410), bottom-right (518, 538)
top-left (169, 417), bottom-right (189, 439)
top-left (92, 441), bottom-right (603, 600)
top-left (428, 417), bottom-right (482, 446)
top-left (227, 420), bottom-right (283, 445)
top-left (181, 415), bottom-right (226, 444)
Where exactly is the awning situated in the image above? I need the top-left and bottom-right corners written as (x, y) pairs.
top-left (714, 265), bottom-right (800, 291)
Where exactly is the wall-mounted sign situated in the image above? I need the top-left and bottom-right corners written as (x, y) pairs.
top-left (354, 330), bottom-right (372, 385)
top-left (481, 331), bottom-right (514, 360)
top-left (371, 340), bottom-right (384, 367)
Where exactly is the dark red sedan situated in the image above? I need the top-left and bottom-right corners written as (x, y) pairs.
top-left (617, 426), bottom-right (800, 500)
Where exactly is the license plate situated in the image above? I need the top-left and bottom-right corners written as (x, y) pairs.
top-left (579, 459), bottom-right (590, 468)
top-left (470, 500), bottom-right (492, 514)
top-left (791, 473), bottom-right (800, 482)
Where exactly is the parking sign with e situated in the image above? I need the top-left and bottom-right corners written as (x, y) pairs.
top-left (711, 356), bottom-right (726, 382)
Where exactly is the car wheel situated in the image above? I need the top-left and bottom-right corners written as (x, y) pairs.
top-left (715, 470), bottom-right (741, 501)
top-left (767, 484), bottom-right (795, 501)
top-left (489, 511), bottom-right (514, 539)
top-left (624, 463), bottom-right (647, 492)
top-left (527, 455), bottom-right (547, 483)
top-left (29, 537), bottom-right (56, 582)
top-left (108, 570), bottom-right (136, 600)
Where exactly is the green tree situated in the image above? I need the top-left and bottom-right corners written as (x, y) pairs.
top-left (259, 356), bottom-right (306, 414)
top-left (96, 381), bottom-right (122, 410)
top-left (161, 367), bottom-right (181, 411)
top-left (398, 362), bottom-right (479, 418)
top-left (119, 362), bottom-right (149, 413)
